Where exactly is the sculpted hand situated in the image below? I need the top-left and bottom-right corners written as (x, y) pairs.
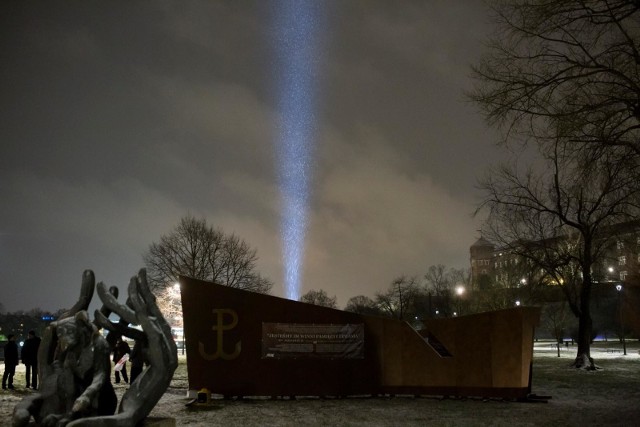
top-left (41, 413), bottom-right (64, 427)
top-left (72, 395), bottom-right (91, 413)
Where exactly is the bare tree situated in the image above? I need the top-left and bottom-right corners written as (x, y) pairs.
top-left (344, 295), bottom-right (384, 316)
top-left (423, 266), bottom-right (473, 317)
top-left (375, 276), bottom-right (422, 321)
top-left (476, 140), bottom-right (640, 369)
top-left (470, 0), bottom-right (640, 161)
top-left (542, 300), bottom-right (574, 357)
top-left (423, 265), bottom-right (451, 297)
top-left (154, 284), bottom-right (183, 328)
top-left (300, 289), bottom-right (338, 308)
top-left (144, 215), bottom-right (273, 295)
top-left (423, 265), bottom-right (455, 317)
top-left (470, 0), bottom-right (640, 369)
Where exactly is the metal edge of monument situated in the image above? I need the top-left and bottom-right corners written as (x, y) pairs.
top-left (12, 269), bottom-right (178, 427)
top-left (180, 276), bottom-right (542, 399)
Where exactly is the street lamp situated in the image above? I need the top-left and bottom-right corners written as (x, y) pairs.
top-left (515, 300), bottom-right (521, 307)
top-left (615, 284), bottom-right (627, 355)
top-left (455, 285), bottom-right (465, 316)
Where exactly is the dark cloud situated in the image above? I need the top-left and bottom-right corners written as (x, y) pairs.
top-left (0, 1), bottom-right (498, 312)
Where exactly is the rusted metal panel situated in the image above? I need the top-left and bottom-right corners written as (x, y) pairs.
top-left (180, 276), bottom-right (540, 398)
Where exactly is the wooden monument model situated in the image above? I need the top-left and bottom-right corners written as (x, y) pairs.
top-left (180, 276), bottom-right (540, 399)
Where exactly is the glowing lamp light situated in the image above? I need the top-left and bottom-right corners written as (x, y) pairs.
top-left (170, 283), bottom-right (181, 298)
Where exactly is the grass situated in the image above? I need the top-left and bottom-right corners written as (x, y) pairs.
top-left (2, 340), bottom-right (639, 426)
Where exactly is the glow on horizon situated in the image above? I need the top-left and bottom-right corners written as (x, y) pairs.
top-left (272, 1), bottom-right (325, 300)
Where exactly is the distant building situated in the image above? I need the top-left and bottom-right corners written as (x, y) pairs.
top-left (469, 221), bottom-right (640, 291)
top-left (469, 236), bottom-right (495, 289)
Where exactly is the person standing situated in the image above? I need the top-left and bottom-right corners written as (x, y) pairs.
top-left (113, 337), bottom-right (131, 384)
top-left (2, 334), bottom-right (19, 390)
top-left (21, 330), bottom-right (41, 389)
top-left (129, 339), bottom-right (148, 384)
top-left (105, 330), bottom-right (117, 355)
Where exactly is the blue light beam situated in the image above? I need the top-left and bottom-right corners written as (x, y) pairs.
top-left (272, 1), bottom-right (325, 300)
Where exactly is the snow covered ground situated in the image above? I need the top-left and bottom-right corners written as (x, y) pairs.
top-left (2, 340), bottom-right (639, 426)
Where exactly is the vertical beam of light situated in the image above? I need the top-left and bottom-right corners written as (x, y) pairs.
top-left (271, 1), bottom-right (325, 300)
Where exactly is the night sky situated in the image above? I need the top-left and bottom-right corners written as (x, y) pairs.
top-left (1, 1), bottom-right (501, 312)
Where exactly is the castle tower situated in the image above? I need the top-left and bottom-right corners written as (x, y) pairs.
top-left (470, 236), bottom-right (495, 290)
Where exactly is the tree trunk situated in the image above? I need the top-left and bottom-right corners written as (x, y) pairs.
top-left (572, 267), bottom-right (597, 370)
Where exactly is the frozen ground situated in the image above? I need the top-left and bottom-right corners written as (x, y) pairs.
top-left (2, 340), bottom-right (639, 426)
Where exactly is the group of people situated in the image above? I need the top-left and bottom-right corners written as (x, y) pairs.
top-left (107, 334), bottom-right (147, 385)
top-left (2, 330), bottom-right (41, 391)
top-left (2, 329), bottom-right (148, 391)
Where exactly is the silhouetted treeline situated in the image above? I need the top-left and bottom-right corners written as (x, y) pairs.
top-left (0, 308), bottom-right (64, 343)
